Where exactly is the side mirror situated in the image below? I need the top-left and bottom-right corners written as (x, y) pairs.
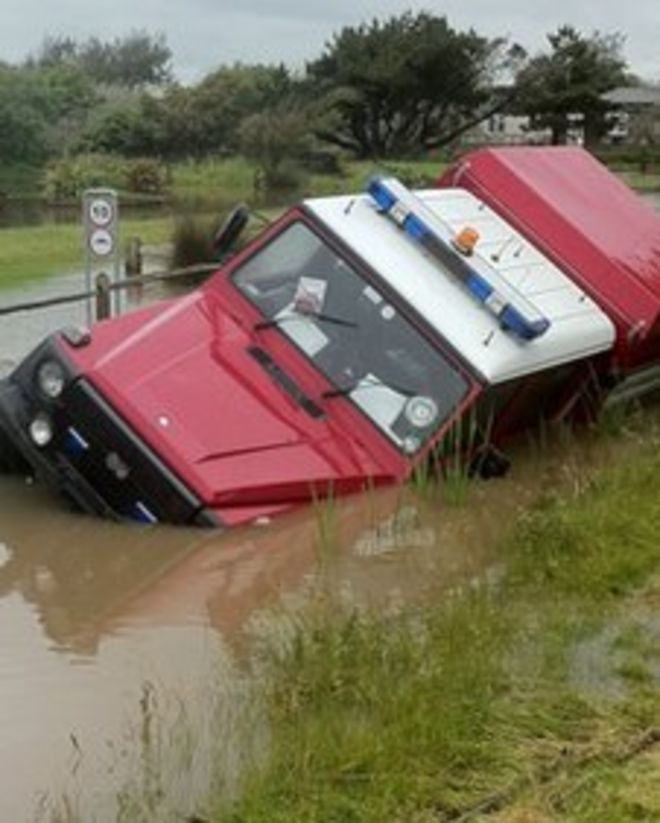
top-left (212, 205), bottom-right (250, 259)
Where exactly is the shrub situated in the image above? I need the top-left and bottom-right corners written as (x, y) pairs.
top-left (239, 106), bottom-right (311, 194)
top-left (594, 144), bottom-right (660, 171)
top-left (43, 153), bottom-right (168, 200)
top-left (170, 215), bottom-right (216, 269)
top-left (381, 162), bottom-right (436, 189)
top-left (300, 149), bottom-right (342, 175)
top-left (122, 158), bottom-right (168, 194)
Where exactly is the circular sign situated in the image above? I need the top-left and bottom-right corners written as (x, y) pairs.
top-left (405, 396), bottom-right (439, 429)
top-left (89, 228), bottom-right (114, 257)
top-left (88, 198), bottom-right (114, 227)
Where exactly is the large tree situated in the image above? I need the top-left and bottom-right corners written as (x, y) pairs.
top-left (239, 103), bottom-right (312, 189)
top-left (515, 26), bottom-right (629, 145)
top-left (307, 12), bottom-right (522, 157)
top-left (76, 94), bottom-right (165, 157)
top-left (0, 64), bottom-right (96, 162)
top-left (78, 64), bottom-right (295, 160)
top-left (31, 32), bottom-right (172, 88)
top-left (157, 64), bottom-right (294, 158)
top-left (0, 67), bottom-right (48, 163)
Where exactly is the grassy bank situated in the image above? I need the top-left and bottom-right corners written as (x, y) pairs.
top-left (615, 169), bottom-right (660, 193)
top-left (0, 216), bottom-right (175, 291)
top-left (171, 155), bottom-right (660, 202)
top-left (220, 427), bottom-right (660, 821)
top-left (170, 156), bottom-right (445, 205)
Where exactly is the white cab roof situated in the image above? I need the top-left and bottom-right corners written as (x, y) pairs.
top-left (305, 187), bottom-right (615, 384)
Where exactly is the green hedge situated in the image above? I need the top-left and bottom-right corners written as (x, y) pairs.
top-left (595, 145), bottom-right (660, 170)
top-left (43, 154), bottom-right (168, 201)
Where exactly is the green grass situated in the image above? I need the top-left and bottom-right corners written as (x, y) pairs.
top-left (170, 157), bottom-right (258, 206)
top-left (0, 216), bottom-right (175, 290)
top-left (169, 154), bottom-right (660, 206)
top-left (1, 153), bottom-right (658, 205)
top-left (308, 157), bottom-right (446, 197)
top-left (218, 427), bottom-right (660, 822)
top-left (615, 169), bottom-right (660, 192)
top-left (169, 156), bottom-right (447, 205)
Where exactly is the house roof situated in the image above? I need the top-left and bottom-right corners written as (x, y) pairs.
top-left (603, 86), bottom-right (660, 107)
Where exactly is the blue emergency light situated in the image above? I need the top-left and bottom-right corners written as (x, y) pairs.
top-left (367, 176), bottom-right (551, 342)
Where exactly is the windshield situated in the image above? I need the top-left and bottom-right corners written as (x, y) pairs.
top-left (233, 222), bottom-right (470, 454)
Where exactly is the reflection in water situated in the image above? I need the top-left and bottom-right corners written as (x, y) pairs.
top-left (0, 466), bottom-right (508, 820)
top-left (0, 201), bottom-right (176, 229)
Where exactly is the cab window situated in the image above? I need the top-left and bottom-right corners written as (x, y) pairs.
top-left (233, 222), bottom-right (470, 454)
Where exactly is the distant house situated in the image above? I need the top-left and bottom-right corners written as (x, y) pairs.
top-left (457, 84), bottom-right (548, 146)
top-left (477, 113), bottom-right (551, 145)
top-left (602, 86), bottom-right (660, 144)
top-left (463, 112), bottom-right (550, 147)
top-left (462, 84), bottom-right (660, 149)
top-left (465, 112), bottom-right (589, 148)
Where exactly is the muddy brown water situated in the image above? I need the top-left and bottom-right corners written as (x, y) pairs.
top-left (0, 474), bottom-right (503, 820)
top-left (0, 192), bottom-right (658, 820)
top-left (0, 427), bottom-right (640, 821)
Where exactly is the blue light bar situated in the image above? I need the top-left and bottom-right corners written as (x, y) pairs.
top-left (367, 176), bottom-right (551, 342)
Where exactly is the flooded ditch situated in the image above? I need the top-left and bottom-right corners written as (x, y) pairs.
top-left (0, 475), bottom-right (496, 819)
top-left (0, 419), bottom-right (649, 820)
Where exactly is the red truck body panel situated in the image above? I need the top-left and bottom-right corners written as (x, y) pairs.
top-left (438, 147), bottom-right (660, 367)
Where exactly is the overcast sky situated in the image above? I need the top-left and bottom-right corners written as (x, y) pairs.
top-left (1, 0), bottom-right (658, 83)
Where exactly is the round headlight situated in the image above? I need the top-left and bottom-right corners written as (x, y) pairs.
top-left (405, 396), bottom-right (439, 429)
top-left (29, 413), bottom-right (54, 448)
top-left (37, 360), bottom-right (66, 399)
top-left (402, 435), bottom-right (421, 455)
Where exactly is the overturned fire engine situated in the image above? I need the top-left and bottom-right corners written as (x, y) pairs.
top-left (1, 147), bottom-right (659, 527)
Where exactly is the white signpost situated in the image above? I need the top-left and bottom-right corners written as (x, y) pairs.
top-left (83, 189), bottom-right (120, 322)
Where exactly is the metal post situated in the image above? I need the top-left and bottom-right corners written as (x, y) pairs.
top-left (125, 236), bottom-right (143, 278)
top-left (95, 272), bottom-right (112, 321)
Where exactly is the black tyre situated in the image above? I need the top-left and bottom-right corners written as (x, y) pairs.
top-left (469, 445), bottom-right (512, 480)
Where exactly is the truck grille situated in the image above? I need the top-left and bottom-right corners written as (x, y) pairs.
top-left (53, 379), bottom-right (205, 525)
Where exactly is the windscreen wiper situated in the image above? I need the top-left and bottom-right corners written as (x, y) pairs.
top-left (254, 310), bottom-right (358, 331)
top-left (322, 374), bottom-right (416, 399)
